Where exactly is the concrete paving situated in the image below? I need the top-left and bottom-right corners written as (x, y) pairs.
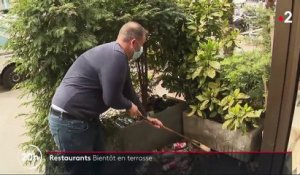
top-left (0, 86), bottom-right (38, 174)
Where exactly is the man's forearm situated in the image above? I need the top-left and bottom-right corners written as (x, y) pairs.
top-left (124, 68), bottom-right (147, 116)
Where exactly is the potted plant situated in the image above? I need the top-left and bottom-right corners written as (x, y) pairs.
top-left (157, 0), bottom-right (269, 160)
top-left (102, 96), bottom-right (186, 151)
top-left (178, 37), bottom-right (265, 160)
top-left (159, 0), bottom-right (271, 162)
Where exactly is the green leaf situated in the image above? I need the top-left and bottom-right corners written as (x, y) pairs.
top-left (198, 79), bottom-right (206, 88)
top-left (223, 106), bottom-right (229, 111)
top-left (186, 74), bottom-right (192, 80)
top-left (202, 112), bottom-right (207, 118)
top-left (211, 12), bottom-right (223, 17)
top-left (187, 25), bottom-right (197, 30)
top-left (222, 119), bottom-right (233, 129)
top-left (211, 98), bottom-right (220, 104)
top-left (207, 16), bottom-right (213, 20)
top-left (207, 68), bottom-right (216, 79)
top-left (233, 89), bottom-right (240, 96)
top-left (229, 99), bottom-right (235, 107)
top-left (209, 103), bottom-right (214, 111)
top-left (209, 112), bottom-right (217, 118)
top-left (192, 67), bottom-right (203, 79)
top-left (247, 111), bottom-right (261, 118)
top-left (197, 109), bottom-right (203, 118)
top-left (196, 95), bottom-right (206, 101)
top-left (253, 123), bottom-right (259, 128)
top-left (224, 114), bottom-right (234, 120)
top-left (234, 120), bottom-right (240, 131)
top-left (226, 40), bottom-right (233, 48)
top-left (187, 105), bottom-right (197, 117)
top-left (200, 100), bottom-right (209, 110)
top-left (237, 93), bottom-right (250, 99)
top-left (208, 82), bottom-right (219, 89)
top-left (218, 107), bottom-right (224, 115)
top-left (209, 61), bottom-right (221, 70)
top-left (220, 97), bottom-right (228, 106)
top-left (228, 121), bottom-right (235, 130)
top-left (255, 110), bottom-right (263, 116)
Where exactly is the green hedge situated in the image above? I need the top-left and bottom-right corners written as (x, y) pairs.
top-left (8, 0), bottom-right (188, 171)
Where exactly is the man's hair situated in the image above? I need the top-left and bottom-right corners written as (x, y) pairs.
top-left (118, 21), bottom-right (148, 42)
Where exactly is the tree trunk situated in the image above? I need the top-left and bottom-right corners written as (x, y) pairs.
top-left (137, 45), bottom-right (149, 110)
top-left (141, 45), bottom-right (149, 108)
top-left (263, 76), bottom-right (268, 109)
top-left (224, 0), bottom-right (235, 56)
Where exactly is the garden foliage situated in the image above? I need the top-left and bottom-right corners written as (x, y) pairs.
top-left (8, 0), bottom-right (188, 171)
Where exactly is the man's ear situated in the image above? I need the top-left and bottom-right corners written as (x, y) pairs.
top-left (130, 39), bottom-right (135, 46)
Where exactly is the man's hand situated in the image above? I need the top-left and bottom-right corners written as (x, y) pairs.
top-left (128, 102), bottom-right (142, 118)
top-left (147, 116), bottom-right (164, 128)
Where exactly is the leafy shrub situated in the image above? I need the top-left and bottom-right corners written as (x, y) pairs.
top-left (166, 0), bottom-right (266, 133)
top-left (186, 39), bottom-right (263, 133)
top-left (163, 0), bottom-right (269, 132)
top-left (221, 51), bottom-right (271, 109)
top-left (222, 103), bottom-right (262, 133)
top-left (161, 0), bottom-right (237, 102)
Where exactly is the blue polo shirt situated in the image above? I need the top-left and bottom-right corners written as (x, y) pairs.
top-left (52, 41), bottom-right (146, 120)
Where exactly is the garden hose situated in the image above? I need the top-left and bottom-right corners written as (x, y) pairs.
top-left (140, 115), bottom-right (205, 151)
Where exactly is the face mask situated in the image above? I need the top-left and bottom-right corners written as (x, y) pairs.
top-left (132, 46), bottom-right (143, 61)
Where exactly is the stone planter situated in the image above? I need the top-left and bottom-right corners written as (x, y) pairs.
top-left (104, 101), bottom-right (187, 151)
top-left (182, 111), bottom-right (263, 162)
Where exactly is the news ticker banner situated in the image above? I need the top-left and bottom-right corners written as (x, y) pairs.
top-left (46, 151), bottom-right (292, 175)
